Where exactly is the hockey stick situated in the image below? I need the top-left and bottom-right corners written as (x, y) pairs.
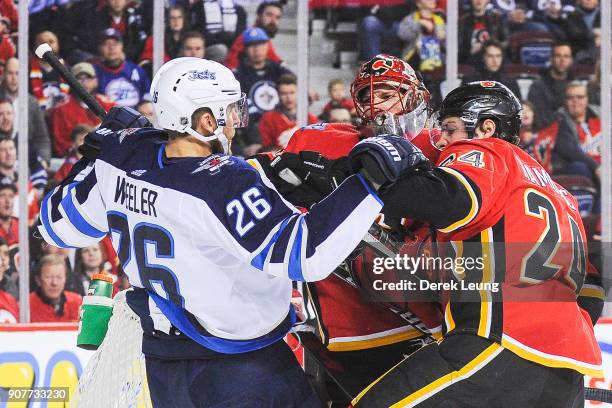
top-left (585, 386), bottom-right (612, 403)
top-left (34, 43), bottom-right (108, 119)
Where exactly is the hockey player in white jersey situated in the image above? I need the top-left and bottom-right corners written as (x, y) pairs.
top-left (37, 57), bottom-right (424, 407)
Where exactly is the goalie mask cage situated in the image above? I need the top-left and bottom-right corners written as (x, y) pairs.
top-left (71, 290), bottom-right (153, 407)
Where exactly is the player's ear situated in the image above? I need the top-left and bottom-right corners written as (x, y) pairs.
top-left (198, 111), bottom-right (217, 135)
top-left (476, 119), bottom-right (496, 138)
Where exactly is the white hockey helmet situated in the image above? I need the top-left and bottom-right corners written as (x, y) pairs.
top-left (150, 57), bottom-right (248, 143)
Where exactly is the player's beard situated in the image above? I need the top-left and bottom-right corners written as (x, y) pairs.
top-left (209, 139), bottom-right (225, 154)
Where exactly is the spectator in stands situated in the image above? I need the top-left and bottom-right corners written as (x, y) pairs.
top-left (30, 254), bottom-right (82, 323)
top-left (189, 0), bottom-right (246, 61)
top-left (234, 27), bottom-right (294, 156)
top-left (0, 57), bottom-right (51, 162)
top-left (178, 31), bottom-right (206, 58)
top-left (0, 176), bottom-right (17, 246)
top-left (0, 103), bottom-right (48, 195)
top-left (30, 30), bottom-right (68, 110)
top-left (329, 107), bottom-right (352, 124)
top-left (519, 100), bottom-right (540, 157)
top-left (574, 0), bottom-right (600, 65)
top-left (529, 0), bottom-right (590, 54)
top-left (397, 0), bottom-right (446, 73)
top-left (462, 40), bottom-right (521, 98)
top-left (74, 243), bottom-right (111, 294)
top-left (49, 62), bottom-right (115, 157)
top-left (319, 78), bottom-right (355, 122)
top-left (0, 237), bottom-right (17, 323)
top-left (587, 59), bottom-right (601, 105)
top-left (53, 124), bottom-right (91, 182)
top-left (459, 0), bottom-right (508, 64)
top-left (167, 5), bottom-right (189, 58)
top-left (224, 1), bottom-right (283, 70)
top-left (528, 41), bottom-right (574, 125)
top-left (0, 237), bottom-right (15, 296)
top-left (0, 137), bottom-right (41, 226)
top-left (82, 0), bottom-right (147, 62)
top-left (259, 74), bottom-right (317, 151)
top-left (48, 62), bottom-right (115, 158)
top-left (136, 100), bottom-right (156, 128)
top-left (0, 0), bottom-right (17, 37)
top-left (94, 28), bottom-right (151, 108)
top-left (358, 2), bottom-right (413, 60)
top-left (0, 16), bottom-right (15, 75)
top-left (552, 81), bottom-right (601, 181)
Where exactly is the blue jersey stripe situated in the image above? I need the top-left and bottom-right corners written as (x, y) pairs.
top-left (250, 215), bottom-right (295, 271)
top-left (60, 183), bottom-right (107, 239)
top-left (147, 289), bottom-right (294, 354)
top-left (40, 192), bottom-right (74, 248)
top-left (287, 217), bottom-right (305, 281)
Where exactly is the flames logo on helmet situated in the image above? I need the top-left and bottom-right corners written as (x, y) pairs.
top-left (370, 57), bottom-right (396, 76)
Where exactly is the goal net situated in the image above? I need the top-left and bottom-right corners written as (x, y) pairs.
top-left (71, 290), bottom-right (152, 408)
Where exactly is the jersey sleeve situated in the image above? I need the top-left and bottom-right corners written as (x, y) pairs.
top-left (213, 159), bottom-right (383, 282)
top-left (435, 141), bottom-right (509, 235)
top-left (38, 159), bottom-right (108, 248)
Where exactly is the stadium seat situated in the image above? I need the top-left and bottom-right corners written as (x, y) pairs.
top-left (552, 175), bottom-right (598, 217)
top-left (508, 31), bottom-right (555, 67)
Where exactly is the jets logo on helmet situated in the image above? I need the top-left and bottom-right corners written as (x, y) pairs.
top-left (187, 70), bottom-right (217, 81)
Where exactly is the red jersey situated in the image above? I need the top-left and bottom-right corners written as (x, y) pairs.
top-left (0, 290), bottom-right (18, 323)
top-left (436, 137), bottom-right (602, 377)
top-left (224, 31), bottom-right (281, 70)
top-left (0, 216), bottom-right (18, 246)
top-left (48, 94), bottom-right (116, 157)
top-left (29, 290), bottom-right (82, 323)
top-left (283, 123), bottom-right (443, 350)
top-left (259, 110), bottom-right (318, 149)
top-left (30, 56), bottom-right (70, 110)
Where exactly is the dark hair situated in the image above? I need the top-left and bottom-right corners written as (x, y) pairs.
top-left (256, 1), bottom-right (283, 16)
top-left (135, 100), bottom-right (153, 110)
top-left (70, 124), bottom-right (93, 142)
top-left (482, 39), bottom-right (503, 54)
top-left (277, 73), bottom-right (297, 87)
top-left (181, 31), bottom-right (205, 47)
top-left (552, 41), bottom-right (574, 56)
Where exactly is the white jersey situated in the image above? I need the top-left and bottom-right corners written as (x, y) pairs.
top-left (38, 128), bottom-right (382, 353)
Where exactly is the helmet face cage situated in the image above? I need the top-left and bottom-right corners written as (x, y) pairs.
top-left (350, 55), bottom-right (430, 139)
top-left (216, 93), bottom-right (249, 128)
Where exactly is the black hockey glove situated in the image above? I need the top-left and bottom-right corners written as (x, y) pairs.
top-left (348, 135), bottom-right (429, 190)
top-left (78, 107), bottom-right (152, 161)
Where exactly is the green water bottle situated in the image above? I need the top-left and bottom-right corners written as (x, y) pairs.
top-left (77, 274), bottom-right (114, 350)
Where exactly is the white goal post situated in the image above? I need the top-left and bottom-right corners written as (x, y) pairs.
top-left (71, 290), bottom-right (152, 408)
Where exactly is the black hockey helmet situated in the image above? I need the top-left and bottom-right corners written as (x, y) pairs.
top-left (437, 81), bottom-right (522, 145)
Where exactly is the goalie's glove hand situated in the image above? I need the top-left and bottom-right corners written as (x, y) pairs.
top-left (78, 107), bottom-right (152, 161)
top-left (348, 135), bottom-right (429, 190)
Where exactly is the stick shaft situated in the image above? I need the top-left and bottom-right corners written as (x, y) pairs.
top-left (36, 46), bottom-right (107, 119)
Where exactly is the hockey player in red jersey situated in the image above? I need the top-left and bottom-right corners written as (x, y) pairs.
top-left (252, 55), bottom-right (445, 405)
top-left (347, 81), bottom-right (603, 407)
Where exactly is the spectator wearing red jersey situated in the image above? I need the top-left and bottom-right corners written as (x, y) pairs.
top-left (459, 0), bottom-right (508, 65)
top-left (0, 237), bottom-right (17, 323)
top-left (0, 0), bottom-right (17, 36)
top-left (259, 74), bottom-right (317, 151)
top-left (30, 254), bottom-right (82, 323)
top-left (0, 17), bottom-right (15, 75)
top-left (48, 63), bottom-right (115, 157)
top-left (0, 176), bottom-right (17, 246)
top-left (30, 30), bottom-right (69, 110)
top-left (224, 1), bottom-right (283, 70)
top-left (319, 79), bottom-right (355, 122)
top-left (53, 124), bottom-right (91, 182)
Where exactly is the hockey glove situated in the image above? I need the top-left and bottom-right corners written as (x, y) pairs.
top-left (100, 106), bottom-right (152, 131)
top-left (78, 107), bottom-right (152, 161)
top-left (348, 135), bottom-right (429, 189)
